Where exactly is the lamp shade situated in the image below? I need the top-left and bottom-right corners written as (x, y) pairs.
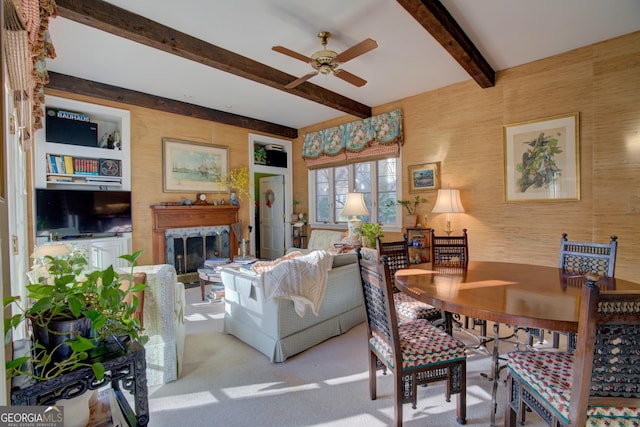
top-left (432, 189), bottom-right (465, 213)
top-left (32, 242), bottom-right (72, 258)
top-left (341, 192), bottom-right (370, 217)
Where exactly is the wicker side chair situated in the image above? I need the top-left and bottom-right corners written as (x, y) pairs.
top-left (526, 233), bottom-right (618, 350)
top-left (505, 276), bottom-right (640, 427)
top-left (376, 237), bottom-right (443, 327)
top-left (356, 249), bottom-right (467, 427)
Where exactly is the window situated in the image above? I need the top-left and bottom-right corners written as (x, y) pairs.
top-left (309, 157), bottom-right (402, 230)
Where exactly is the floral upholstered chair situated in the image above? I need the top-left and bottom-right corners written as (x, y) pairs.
top-left (504, 276), bottom-right (640, 427)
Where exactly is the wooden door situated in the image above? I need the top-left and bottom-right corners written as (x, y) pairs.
top-left (259, 176), bottom-right (285, 259)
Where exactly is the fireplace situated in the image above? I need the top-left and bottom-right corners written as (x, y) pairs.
top-left (165, 226), bottom-right (230, 282)
top-left (151, 205), bottom-right (239, 283)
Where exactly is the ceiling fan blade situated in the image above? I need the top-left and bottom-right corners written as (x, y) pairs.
top-left (272, 46), bottom-right (312, 63)
top-left (284, 71), bottom-right (319, 89)
top-left (335, 38), bottom-right (377, 63)
top-left (333, 69), bottom-right (367, 87)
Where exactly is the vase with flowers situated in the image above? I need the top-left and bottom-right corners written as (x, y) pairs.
top-left (224, 167), bottom-right (250, 206)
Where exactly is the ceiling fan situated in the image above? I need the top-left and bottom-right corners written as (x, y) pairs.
top-left (272, 31), bottom-right (377, 89)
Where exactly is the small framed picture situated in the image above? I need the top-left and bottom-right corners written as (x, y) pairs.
top-left (408, 162), bottom-right (440, 193)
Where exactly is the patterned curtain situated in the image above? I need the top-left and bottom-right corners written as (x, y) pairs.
top-left (3, 0), bottom-right (57, 148)
top-left (302, 109), bottom-right (403, 169)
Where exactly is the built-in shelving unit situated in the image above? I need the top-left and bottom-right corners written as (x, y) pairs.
top-left (35, 95), bottom-right (131, 191)
top-left (34, 96), bottom-right (132, 253)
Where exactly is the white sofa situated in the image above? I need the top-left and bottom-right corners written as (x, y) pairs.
top-left (220, 251), bottom-right (364, 362)
top-left (129, 264), bottom-right (186, 386)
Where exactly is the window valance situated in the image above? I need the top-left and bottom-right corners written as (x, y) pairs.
top-left (302, 109), bottom-right (403, 169)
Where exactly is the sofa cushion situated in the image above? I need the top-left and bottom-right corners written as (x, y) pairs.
top-left (330, 253), bottom-right (358, 268)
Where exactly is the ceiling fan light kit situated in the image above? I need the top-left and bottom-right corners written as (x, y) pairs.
top-left (273, 31), bottom-right (377, 89)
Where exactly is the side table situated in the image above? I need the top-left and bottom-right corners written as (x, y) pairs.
top-left (11, 337), bottom-right (149, 427)
top-left (198, 268), bottom-right (222, 301)
top-left (198, 257), bottom-right (257, 301)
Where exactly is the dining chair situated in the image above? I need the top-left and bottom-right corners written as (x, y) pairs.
top-left (430, 229), bottom-right (481, 337)
top-left (376, 237), bottom-right (443, 326)
top-left (504, 275), bottom-right (640, 427)
top-left (356, 249), bottom-right (467, 427)
top-left (526, 233), bottom-right (618, 350)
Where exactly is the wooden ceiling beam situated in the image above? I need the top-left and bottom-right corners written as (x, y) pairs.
top-left (396, 0), bottom-right (495, 88)
top-left (47, 72), bottom-right (298, 139)
top-left (54, 0), bottom-right (372, 119)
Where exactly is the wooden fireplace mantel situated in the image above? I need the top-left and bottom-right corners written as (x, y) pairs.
top-left (151, 204), bottom-right (239, 264)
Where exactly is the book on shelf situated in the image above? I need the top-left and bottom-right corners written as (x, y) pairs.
top-left (47, 175), bottom-right (73, 182)
top-left (46, 154), bottom-right (102, 176)
top-left (63, 155), bottom-right (74, 174)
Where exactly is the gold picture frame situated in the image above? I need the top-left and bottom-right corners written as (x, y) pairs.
top-left (408, 162), bottom-right (440, 193)
top-left (162, 138), bottom-right (229, 193)
top-left (503, 112), bottom-right (580, 202)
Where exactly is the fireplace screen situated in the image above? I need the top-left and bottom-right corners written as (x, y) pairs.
top-left (165, 226), bottom-right (230, 275)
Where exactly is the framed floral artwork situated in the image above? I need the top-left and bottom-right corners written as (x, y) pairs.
top-left (503, 113), bottom-right (580, 202)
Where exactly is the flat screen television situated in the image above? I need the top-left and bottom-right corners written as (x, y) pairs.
top-left (36, 189), bottom-right (132, 239)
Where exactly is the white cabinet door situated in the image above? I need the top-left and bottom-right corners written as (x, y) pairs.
top-left (62, 236), bottom-right (131, 270)
top-left (90, 238), bottom-right (131, 269)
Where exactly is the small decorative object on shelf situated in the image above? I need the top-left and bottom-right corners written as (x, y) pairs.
top-left (195, 193), bottom-right (208, 205)
top-left (406, 227), bottom-right (432, 264)
top-left (254, 146), bottom-right (267, 164)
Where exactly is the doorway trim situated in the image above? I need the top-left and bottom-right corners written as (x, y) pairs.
top-left (248, 134), bottom-right (293, 255)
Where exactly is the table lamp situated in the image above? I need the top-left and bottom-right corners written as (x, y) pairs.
top-left (432, 188), bottom-right (465, 235)
top-left (340, 192), bottom-right (370, 245)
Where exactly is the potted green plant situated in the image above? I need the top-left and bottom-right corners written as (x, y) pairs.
top-left (361, 223), bottom-right (384, 248)
top-left (4, 248), bottom-right (148, 381)
top-left (386, 195), bottom-right (427, 228)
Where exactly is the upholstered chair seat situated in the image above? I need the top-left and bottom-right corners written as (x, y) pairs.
top-left (376, 237), bottom-right (444, 326)
top-left (508, 351), bottom-right (640, 425)
top-left (392, 292), bottom-right (441, 322)
top-left (370, 320), bottom-right (466, 368)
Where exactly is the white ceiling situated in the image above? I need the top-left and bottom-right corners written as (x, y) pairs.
top-left (46, 0), bottom-right (640, 130)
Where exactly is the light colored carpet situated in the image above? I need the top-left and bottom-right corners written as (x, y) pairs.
top-left (146, 286), bottom-right (550, 426)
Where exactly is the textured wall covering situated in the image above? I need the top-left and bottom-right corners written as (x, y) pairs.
top-left (41, 31), bottom-right (640, 280)
top-left (299, 31), bottom-right (640, 281)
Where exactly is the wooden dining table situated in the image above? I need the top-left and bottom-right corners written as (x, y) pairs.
top-left (394, 261), bottom-right (640, 426)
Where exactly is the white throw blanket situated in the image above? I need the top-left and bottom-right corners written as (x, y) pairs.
top-left (262, 250), bottom-right (333, 317)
